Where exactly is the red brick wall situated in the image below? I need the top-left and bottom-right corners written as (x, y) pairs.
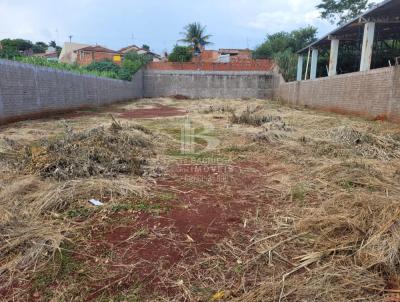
top-left (147, 60), bottom-right (275, 72)
top-left (277, 66), bottom-right (400, 122)
top-left (76, 51), bottom-right (121, 66)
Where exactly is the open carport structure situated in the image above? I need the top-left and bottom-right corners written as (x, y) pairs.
top-left (297, 0), bottom-right (400, 80)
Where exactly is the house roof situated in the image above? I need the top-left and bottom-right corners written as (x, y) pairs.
top-left (219, 48), bottom-right (251, 54)
top-left (119, 45), bottom-right (162, 58)
top-left (298, 0), bottom-right (400, 54)
top-left (34, 51), bottom-right (58, 58)
top-left (75, 45), bottom-right (118, 53)
top-left (119, 45), bottom-right (142, 53)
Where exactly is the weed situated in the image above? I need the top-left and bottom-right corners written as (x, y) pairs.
top-left (157, 192), bottom-right (176, 202)
top-left (66, 207), bottom-right (92, 218)
top-left (291, 183), bottom-right (306, 202)
top-left (224, 145), bottom-right (254, 153)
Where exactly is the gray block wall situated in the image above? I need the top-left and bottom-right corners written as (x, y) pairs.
top-left (143, 70), bottom-right (278, 99)
top-left (0, 59), bottom-right (143, 124)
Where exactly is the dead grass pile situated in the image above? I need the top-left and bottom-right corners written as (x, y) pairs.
top-left (5, 120), bottom-right (155, 180)
top-left (325, 126), bottom-right (400, 160)
top-left (253, 117), bottom-right (294, 143)
top-left (202, 104), bottom-right (235, 114)
top-left (0, 175), bottom-right (146, 290)
top-left (230, 106), bottom-right (283, 127)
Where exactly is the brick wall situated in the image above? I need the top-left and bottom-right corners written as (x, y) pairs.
top-left (0, 59), bottom-right (143, 124)
top-left (277, 66), bottom-right (400, 122)
top-left (76, 51), bottom-right (121, 66)
top-left (147, 60), bottom-right (275, 72)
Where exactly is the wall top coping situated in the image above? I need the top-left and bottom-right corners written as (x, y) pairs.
top-left (144, 70), bottom-right (276, 76)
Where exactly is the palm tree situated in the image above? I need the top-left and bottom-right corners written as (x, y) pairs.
top-left (179, 22), bottom-right (212, 52)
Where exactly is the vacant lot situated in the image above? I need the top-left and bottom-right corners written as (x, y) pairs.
top-left (1, 98), bottom-right (400, 301)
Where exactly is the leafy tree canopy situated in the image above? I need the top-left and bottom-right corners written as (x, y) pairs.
top-left (142, 44), bottom-right (150, 51)
top-left (49, 40), bottom-right (57, 48)
top-left (168, 45), bottom-right (193, 62)
top-left (0, 39), bottom-right (34, 58)
top-left (121, 51), bottom-right (152, 79)
top-left (253, 26), bottom-right (318, 81)
top-left (85, 60), bottom-right (121, 73)
top-left (317, 0), bottom-right (375, 25)
top-left (32, 42), bottom-right (48, 54)
top-left (179, 22), bottom-right (212, 52)
top-left (253, 26), bottom-right (318, 59)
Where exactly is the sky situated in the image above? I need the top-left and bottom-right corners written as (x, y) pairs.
top-left (0, 0), bottom-right (335, 54)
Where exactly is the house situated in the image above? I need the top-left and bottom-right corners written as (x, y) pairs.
top-left (192, 50), bottom-right (219, 63)
top-left (218, 49), bottom-right (252, 62)
top-left (34, 47), bottom-right (59, 62)
top-left (119, 45), bottom-right (162, 62)
top-left (59, 42), bottom-right (91, 64)
top-left (74, 45), bottom-right (123, 66)
top-left (191, 48), bottom-right (253, 63)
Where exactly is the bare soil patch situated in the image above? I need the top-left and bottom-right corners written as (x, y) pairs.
top-left (119, 104), bottom-right (186, 119)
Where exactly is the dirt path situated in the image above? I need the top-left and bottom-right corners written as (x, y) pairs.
top-left (65, 159), bottom-right (269, 300)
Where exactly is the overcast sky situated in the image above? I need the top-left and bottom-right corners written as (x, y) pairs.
top-left (0, 0), bottom-right (334, 54)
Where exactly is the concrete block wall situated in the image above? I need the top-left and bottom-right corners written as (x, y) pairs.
top-left (143, 70), bottom-right (278, 99)
top-left (0, 59), bottom-right (143, 124)
top-left (277, 66), bottom-right (400, 122)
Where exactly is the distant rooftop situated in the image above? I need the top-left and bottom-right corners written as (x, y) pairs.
top-left (75, 45), bottom-right (118, 53)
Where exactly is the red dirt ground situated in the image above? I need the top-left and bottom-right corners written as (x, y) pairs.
top-left (72, 159), bottom-right (270, 300)
top-left (119, 104), bottom-right (187, 119)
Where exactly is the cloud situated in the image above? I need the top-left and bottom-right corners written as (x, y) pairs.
top-left (0, 0), bottom-right (334, 53)
top-left (247, 0), bottom-right (325, 32)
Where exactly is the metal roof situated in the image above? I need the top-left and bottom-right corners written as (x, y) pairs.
top-left (298, 0), bottom-right (400, 54)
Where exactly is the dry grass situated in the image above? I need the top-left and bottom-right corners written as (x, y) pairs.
top-left (0, 175), bottom-right (146, 292)
top-left (1, 98), bottom-right (400, 301)
top-left (147, 99), bottom-right (400, 302)
top-left (2, 119), bottom-right (154, 180)
top-left (0, 118), bottom-right (153, 295)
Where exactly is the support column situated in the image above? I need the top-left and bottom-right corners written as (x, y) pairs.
top-left (360, 22), bottom-right (375, 72)
top-left (329, 39), bottom-right (339, 77)
top-left (297, 55), bottom-right (303, 81)
top-left (310, 48), bottom-right (318, 80)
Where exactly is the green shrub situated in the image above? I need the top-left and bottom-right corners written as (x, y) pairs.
top-left (168, 45), bottom-right (193, 62)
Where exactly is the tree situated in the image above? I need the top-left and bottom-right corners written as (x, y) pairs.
top-left (317, 0), bottom-right (375, 25)
top-left (253, 26), bottom-right (317, 59)
top-left (121, 51), bottom-right (152, 80)
top-left (32, 42), bottom-right (48, 54)
top-left (168, 45), bottom-right (193, 62)
top-left (0, 39), bottom-right (33, 58)
top-left (49, 40), bottom-right (57, 48)
top-left (142, 44), bottom-right (150, 51)
top-left (85, 60), bottom-right (121, 73)
top-left (253, 26), bottom-right (318, 81)
top-left (1, 39), bottom-right (33, 51)
top-left (179, 22), bottom-right (212, 52)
